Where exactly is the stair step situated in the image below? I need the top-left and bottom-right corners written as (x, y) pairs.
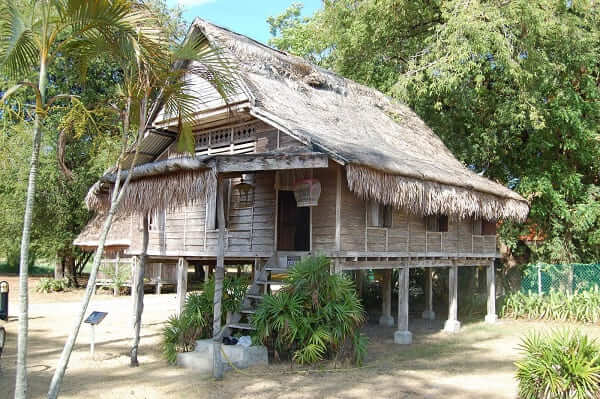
top-left (240, 308), bottom-right (256, 314)
top-left (265, 267), bottom-right (289, 273)
top-left (256, 280), bottom-right (285, 285)
top-left (247, 294), bottom-right (264, 300)
top-left (228, 322), bottom-right (255, 330)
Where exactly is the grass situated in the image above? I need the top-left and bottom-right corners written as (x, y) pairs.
top-left (0, 261), bottom-right (55, 276)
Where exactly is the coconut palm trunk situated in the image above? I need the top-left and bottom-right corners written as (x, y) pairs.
top-left (15, 58), bottom-right (48, 399)
top-left (130, 212), bottom-right (149, 367)
top-left (47, 95), bottom-right (140, 399)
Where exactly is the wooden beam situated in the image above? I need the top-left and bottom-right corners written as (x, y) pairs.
top-left (211, 152), bottom-right (328, 173)
top-left (339, 259), bottom-right (488, 269)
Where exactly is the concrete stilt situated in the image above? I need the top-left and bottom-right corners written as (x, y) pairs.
top-left (379, 269), bottom-right (394, 327)
top-left (444, 266), bottom-right (461, 333)
top-left (422, 267), bottom-right (436, 320)
top-left (394, 267), bottom-right (412, 344)
top-left (485, 261), bottom-right (498, 324)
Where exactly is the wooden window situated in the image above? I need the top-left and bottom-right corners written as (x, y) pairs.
top-left (426, 215), bottom-right (448, 232)
top-left (482, 220), bottom-right (497, 235)
top-left (367, 200), bottom-right (392, 228)
top-left (472, 218), bottom-right (483, 235)
top-left (206, 180), bottom-right (230, 230)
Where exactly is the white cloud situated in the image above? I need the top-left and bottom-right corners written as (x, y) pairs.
top-left (177, 0), bottom-right (216, 5)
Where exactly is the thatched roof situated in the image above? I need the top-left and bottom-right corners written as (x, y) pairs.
top-left (83, 18), bottom-right (528, 223)
top-left (73, 212), bottom-right (132, 250)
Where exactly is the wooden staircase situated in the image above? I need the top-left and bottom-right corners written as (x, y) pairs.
top-left (225, 255), bottom-right (289, 335)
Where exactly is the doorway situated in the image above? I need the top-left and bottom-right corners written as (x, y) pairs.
top-left (277, 190), bottom-right (310, 251)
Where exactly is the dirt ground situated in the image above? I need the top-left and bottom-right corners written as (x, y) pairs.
top-left (1, 279), bottom-right (599, 399)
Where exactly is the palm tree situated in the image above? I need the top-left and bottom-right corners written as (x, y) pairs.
top-left (0, 1), bottom-right (158, 398)
top-left (47, 14), bottom-right (239, 397)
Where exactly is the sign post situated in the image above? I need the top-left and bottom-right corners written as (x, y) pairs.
top-left (84, 311), bottom-right (108, 359)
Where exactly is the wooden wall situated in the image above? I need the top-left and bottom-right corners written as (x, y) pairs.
top-left (114, 118), bottom-right (497, 259)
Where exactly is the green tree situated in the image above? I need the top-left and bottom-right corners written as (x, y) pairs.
top-left (268, 0), bottom-right (600, 267)
top-left (0, 1), bottom-right (156, 397)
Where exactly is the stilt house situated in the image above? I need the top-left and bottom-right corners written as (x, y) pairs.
top-left (75, 19), bottom-right (529, 342)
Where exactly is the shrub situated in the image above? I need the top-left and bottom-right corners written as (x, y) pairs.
top-left (161, 275), bottom-right (248, 364)
top-left (501, 289), bottom-right (600, 323)
top-left (36, 277), bottom-right (70, 293)
top-left (100, 263), bottom-right (131, 296)
top-left (252, 256), bottom-right (368, 366)
top-left (515, 329), bottom-right (600, 399)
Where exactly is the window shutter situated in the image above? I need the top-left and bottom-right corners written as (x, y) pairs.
top-left (206, 184), bottom-right (217, 230)
top-left (472, 218), bottom-right (483, 235)
top-left (482, 220), bottom-right (497, 235)
top-left (367, 200), bottom-right (381, 227)
top-left (426, 215), bottom-right (439, 232)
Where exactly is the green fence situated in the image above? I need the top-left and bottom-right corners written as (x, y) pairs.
top-left (521, 263), bottom-right (600, 294)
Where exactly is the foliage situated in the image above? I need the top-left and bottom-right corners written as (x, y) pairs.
top-left (515, 329), bottom-right (600, 399)
top-left (252, 256), bottom-right (367, 366)
top-left (501, 289), bottom-right (600, 323)
top-left (35, 278), bottom-right (70, 293)
top-left (0, 0), bottom-right (186, 272)
top-left (161, 275), bottom-right (248, 364)
top-left (268, 0), bottom-right (600, 264)
top-left (99, 263), bottom-right (131, 295)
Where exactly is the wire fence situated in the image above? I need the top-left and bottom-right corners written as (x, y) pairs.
top-left (521, 263), bottom-right (600, 294)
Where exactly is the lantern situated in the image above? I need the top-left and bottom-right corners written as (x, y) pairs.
top-left (293, 178), bottom-right (321, 207)
top-left (233, 177), bottom-right (254, 207)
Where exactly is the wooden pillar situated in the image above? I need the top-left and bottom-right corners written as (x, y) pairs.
top-left (485, 261), bottom-right (498, 323)
top-left (444, 265), bottom-right (461, 333)
top-left (422, 267), bottom-right (435, 320)
top-left (176, 258), bottom-right (188, 316)
top-left (156, 263), bottom-right (162, 295)
top-left (213, 177), bottom-right (226, 379)
top-left (394, 267), bottom-right (412, 344)
top-left (356, 269), bottom-right (365, 298)
top-left (379, 269), bottom-right (394, 327)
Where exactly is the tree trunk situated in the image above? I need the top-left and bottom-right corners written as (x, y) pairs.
top-left (64, 253), bottom-right (78, 288)
top-left (130, 213), bottom-right (149, 367)
top-left (15, 59), bottom-right (47, 399)
top-left (212, 177), bottom-right (225, 379)
top-left (55, 259), bottom-right (65, 280)
top-left (47, 95), bottom-right (137, 399)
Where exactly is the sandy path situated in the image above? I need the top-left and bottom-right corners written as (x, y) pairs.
top-left (1, 287), bottom-right (597, 399)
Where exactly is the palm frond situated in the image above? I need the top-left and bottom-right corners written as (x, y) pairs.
top-left (0, 1), bottom-right (37, 78)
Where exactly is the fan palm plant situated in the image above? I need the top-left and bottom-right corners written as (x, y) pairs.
top-left (252, 256), bottom-right (368, 366)
top-left (0, 1), bottom-right (161, 398)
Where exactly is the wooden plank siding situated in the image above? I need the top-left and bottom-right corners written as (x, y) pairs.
top-left (113, 121), bottom-right (497, 260)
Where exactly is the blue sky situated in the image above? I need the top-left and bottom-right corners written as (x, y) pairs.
top-left (166, 0), bottom-right (322, 44)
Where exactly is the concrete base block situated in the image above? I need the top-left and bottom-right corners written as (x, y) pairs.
top-left (177, 351), bottom-right (212, 373)
top-left (422, 310), bottom-right (436, 320)
top-left (485, 314), bottom-right (498, 324)
top-left (176, 339), bottom-right (268, 374)
top-left (378, 315), bottom-right (394, 327)
top-left (443, 319), bottom-right (461, 333)
top-left (393, 330), bottom-right (413, 345)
